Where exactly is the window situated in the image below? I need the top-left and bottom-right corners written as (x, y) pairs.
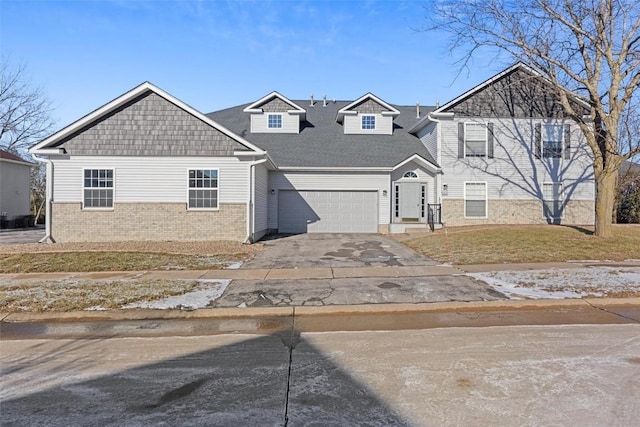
top-left (543, 182), bottom-right (563, 219)
top-left (465, 182), bottom-right (487, 218)
top-left (403, 171), bottom-right (418, 179)
top-left (268, 114), bottom-right (282, 129)
top-left (543, 125), bottom-right (563, 158)
top-left (465, 123), bottom-right (487, 157)
top-left (361, 115), bottom-right (376, 130)
top-left (83, 169), bottom-right (113, 208)
top-left (188, 169), bottom-right (218, 209)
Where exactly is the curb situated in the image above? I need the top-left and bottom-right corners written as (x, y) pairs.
top-left (3, 298), bottom-right (639, 324)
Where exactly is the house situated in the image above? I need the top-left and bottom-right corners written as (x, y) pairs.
top-left (0, 149), bottom-right (35, 228)
top-left (29, 63), bottom-right (595, 243)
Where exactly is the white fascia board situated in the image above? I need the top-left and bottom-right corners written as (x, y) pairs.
top-left (30, 82), bottom-right (265, 155)
top-left (277, 166), bottom-right (392, 172)
top-left (393, 154), bottom-right (441, 174)
top-left (243, 91), bottom-right (306, 113)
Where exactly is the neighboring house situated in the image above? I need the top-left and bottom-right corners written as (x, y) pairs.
top-left (0, 150), bottom-right (34, 226)
top-left (29, 63), bottom-right (595, 243)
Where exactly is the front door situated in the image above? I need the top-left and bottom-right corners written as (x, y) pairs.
top-left (396, 182), bottom-right (426, 222)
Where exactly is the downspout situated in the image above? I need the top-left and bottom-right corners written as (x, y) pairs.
top-left (427, 112), bottom-right (443, 205)
top-left (31, 154), bottom-right (53, 243)
top-left (244, 158), bottom-right (269, 244)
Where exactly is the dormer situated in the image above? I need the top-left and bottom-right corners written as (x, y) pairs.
top-left (243, 91), bottom-right (306, 134)
top-left (336, 93), bottom-right (400, 135)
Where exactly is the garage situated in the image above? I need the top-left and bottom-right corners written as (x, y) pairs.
top-left (278, 190), bottom-right (378, 233)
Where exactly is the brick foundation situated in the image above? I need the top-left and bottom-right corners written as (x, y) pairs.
top-left (441, 199), bottom-right (594, 227)
top-left (51, 202), bottom-right (246, 242)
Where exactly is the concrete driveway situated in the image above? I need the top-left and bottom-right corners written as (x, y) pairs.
top-left (0, 227), bottom-right (45, 245)
top-left (245, 233), bottom-right (436, 269)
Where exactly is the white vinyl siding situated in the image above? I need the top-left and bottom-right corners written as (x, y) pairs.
top-left (250, 112), bottom-right (300, 133)
top-left (0, 160), bottom-right (32, 217)
top-left (268, 171), bottom-right (390, 229)
top-left (343, 114), bottom-right (393, 135)
top-left (464, 182), bottom-right (487, 218)
top-left (465, 123), bottom-right (487, 157)
top-left (439, 118), bottom-right (594, 201)
top-left (52, 156), bottom-right (250, 204)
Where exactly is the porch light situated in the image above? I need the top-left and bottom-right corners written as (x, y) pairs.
top-left (270, 189), bottom-right (275, 195)
top-left (442, 184), bottom-right (448, 196)
top-left (382, 190), bottom-right (388, 196)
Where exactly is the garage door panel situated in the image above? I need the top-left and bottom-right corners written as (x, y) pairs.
top-left (278, 190), bottom-right (378, 233)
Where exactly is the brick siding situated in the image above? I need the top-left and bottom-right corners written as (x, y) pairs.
top-left (51, 202), bottom-right (246, 242)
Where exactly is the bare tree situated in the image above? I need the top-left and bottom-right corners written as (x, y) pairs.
top-left (428, 0), bottom-right (640, 237)
top-left (0, 60), bottom-right (55, 153)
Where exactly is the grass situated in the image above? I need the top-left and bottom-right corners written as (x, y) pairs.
top-left (404, 224), bottom-right (640, 265)
top-left (0, 252), bottom-right (246, 274)
top-left (0, 279), bottom-right (200, 312)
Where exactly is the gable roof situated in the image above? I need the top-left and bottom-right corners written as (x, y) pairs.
top-left (336, 93), bottom-right (401, 123)
top-left (30, 82), bottom-right (265, 156)
top-left (208, 100), bottom-right (437, 169)
top-left (0, 149), bottom-right (34, 166)
top-left (243, 91), bottom-right (306, 114)
top-left (433, 62), bottom-right (590, 116)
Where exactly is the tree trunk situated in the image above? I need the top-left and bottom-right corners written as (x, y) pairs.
top-left (594, 169), bottom-right (618, 237)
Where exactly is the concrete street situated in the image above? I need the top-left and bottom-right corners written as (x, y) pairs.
top-left (2, 324), bottom-right (639, 426)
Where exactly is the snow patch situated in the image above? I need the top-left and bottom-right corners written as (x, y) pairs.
top-left (122, 279), bottom-right (231, 310)
top-left (469, 267), bottom-right (640, 300)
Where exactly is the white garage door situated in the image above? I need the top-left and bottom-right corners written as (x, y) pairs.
top-left (278, 190), bottom-right (378, 233)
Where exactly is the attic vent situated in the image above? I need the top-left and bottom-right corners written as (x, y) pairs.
top-left (310, 94), bottom-right (314, 107)
top-left (323, 94), bottom-right (327, 107)
top-left (416, 102), bottom-right (420, 119)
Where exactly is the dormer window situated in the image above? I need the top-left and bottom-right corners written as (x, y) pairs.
top-left (361, 115), bottom-right (376, 130)
top-left (268, 114), bottom-right (282, 129)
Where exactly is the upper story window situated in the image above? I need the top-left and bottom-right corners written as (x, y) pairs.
top-left (268, 114), bottom-right (282, 129)
top-left (464, 123), bottom-right (488, 157)
top-left (83, 169), bottom-right (113, 208)
top-left (361, 115), bottom-right (376, 130)
top-left (543, 125), bottom-right (563, 158)
top-left (403, 171), bottom-right (418, 179)
top-left (188, 169), bottom-right (218, 209)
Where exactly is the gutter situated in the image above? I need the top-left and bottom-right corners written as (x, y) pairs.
top-left (244, 158), bottom-right (269, 244)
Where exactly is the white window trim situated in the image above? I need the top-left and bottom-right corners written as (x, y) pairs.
top-left (361, 114), bottom-right (376, 130)
top-left (267, 113), bottom-right (283, 129)
top-left (402, 171), bottom-right (419, 179)
top-left (463, 181), bottom-right (488, 219)
top-left (464, 122), bottom-right (488, 158)
top-left (186, 168), bottom-right (220, 211)
top-left (542, 181), bottom-right (564, 219)
top-left (82, 167), bottom-right (115, 210)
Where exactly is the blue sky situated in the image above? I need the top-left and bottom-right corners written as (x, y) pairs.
top-left (1, 0), bottom-right (502, 131)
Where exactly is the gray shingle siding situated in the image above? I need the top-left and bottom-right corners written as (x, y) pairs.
top-left (261, 97), bottom-right (297, 112)
top-left (208, 101), bottom-right (437, 168)
top-left (351, 99), bottom-right (390, 114)
top-left (442, 68), bottom-right (589, 119)
top-left (56, 92), bottom-right (248, 156)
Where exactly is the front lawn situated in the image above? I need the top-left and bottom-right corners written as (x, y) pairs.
top-left (403, 225), bottom-right (640, 265)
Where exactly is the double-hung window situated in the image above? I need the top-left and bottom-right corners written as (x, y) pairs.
top-left (465, 123), bottom-right (487, 157)
top-left (464, 182), bottom-right (487, 218)
top-left (543, 182), bottom-right (563, 219)
top-left (268, 114), bottom-right (282, 129)
top-left (83, 169), bottom-right (113, 208)
top-left (188, 169), bottom-right (218, 209)
top-left (361, 115), bottom-right (376, 130)
top-left (543, 125), bottom-right (563, 158)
